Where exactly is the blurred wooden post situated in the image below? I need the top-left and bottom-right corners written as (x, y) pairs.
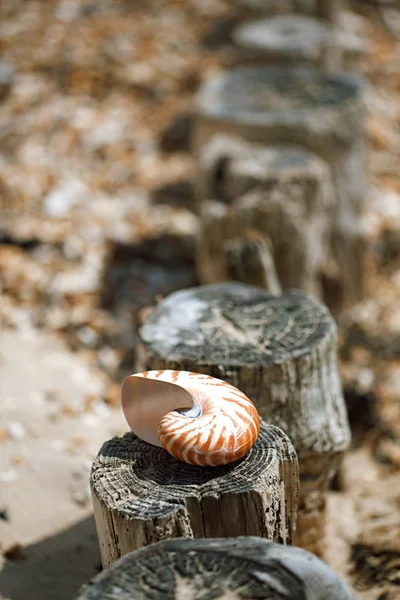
top-left (91, 422), bottom-right (298, 567)
top-left (137, 282), bottom-right (351, 557)
top-left (223, 230), bottom-right (282, 294)
top-left (232, 15), bottom-right (342, 71)
top-left (76, 538), bottom-right (355, 600)
top-left (316, 0), bottom-right (341, 23)
top-left (196, 138), bottom-right (333, 302)
top-left (194, 66), bottom-right (369, 315)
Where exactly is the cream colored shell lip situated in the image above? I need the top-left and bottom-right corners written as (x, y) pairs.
top-left (121, 370), bottom-right (261, 467)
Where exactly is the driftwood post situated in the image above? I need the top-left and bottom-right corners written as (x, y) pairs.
top-left (91, 422), bottom-right (298, 567)
top-left (224, 229), bottom-right (282, 294)
top-left (137, 283), bottom-right (351, 556)
top-left (76, 537), bottom-right (356, 600)
top-left (196, 137), bottom-right (334, 301)
top-left (231, 13), bottom-right (366, 72)
top-left (194, 66), bottom-right (368, 315)
top-left (231, 16), bottom-right (339, 70)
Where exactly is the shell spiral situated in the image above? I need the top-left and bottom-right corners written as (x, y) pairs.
top-left (121, 370), bottom-right (260, 466)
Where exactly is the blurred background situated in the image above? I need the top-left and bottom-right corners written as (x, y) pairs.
top-left (0, 1), bottom-right (400, 599)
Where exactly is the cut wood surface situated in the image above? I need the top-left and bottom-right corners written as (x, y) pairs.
top-left (196, 137), bottom-right (333, 301)
top-left (194, 66), bottom-right (369, 314)
top-left (90, 421), bottom-right (299, 567)
top-left (138, 283), bottom-right (351, 556)
top-left (76, 537), bottom-right (356, 600)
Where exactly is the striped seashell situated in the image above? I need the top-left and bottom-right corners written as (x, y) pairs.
top-left (121, 370), bottom-right (260, 466)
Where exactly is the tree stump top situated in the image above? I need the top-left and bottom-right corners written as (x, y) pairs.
top-left (77, 537), bottom-right (355, 600)
top-left (196, 66), bottom-right (365, 123)
top-left (140, 283), bottom-right (335, 368)
top-left (233, 15), bottom-right (331, 60)
top-left (91, 422), bottom-right (296, 522)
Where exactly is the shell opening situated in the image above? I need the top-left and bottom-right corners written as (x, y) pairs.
top-left (175, 401), bottom-right (202, 418)
top-left (121, 374), bottom-right (198, 448)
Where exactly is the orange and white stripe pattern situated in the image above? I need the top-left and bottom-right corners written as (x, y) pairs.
top-left (121, 370), bottom-right (260, 466)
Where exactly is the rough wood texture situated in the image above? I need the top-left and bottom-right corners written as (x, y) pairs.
top-left (196, 137), bottom-right (334, 301)
top-left (194, 66), bottom-right (369, 314)
top-left (76, 537), bottom-right (356, 600)
top-left (91, 422), bottom-right (299, 567)
top-left (137, 283), bottom-right (351, 556)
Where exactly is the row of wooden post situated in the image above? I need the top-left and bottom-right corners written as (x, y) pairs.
top-left (79, 1), bottom-right (366, 597)
top-left (91, 284), bottom-right (350, 563)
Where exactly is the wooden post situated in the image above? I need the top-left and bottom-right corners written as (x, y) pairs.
top-left (196, 136), bottom-right (334, 303)
top-left (137, 282), bottom-right (351, 557)
top-left (91, 422), bottom-right (299, 567)
top-left (232, 15), bottom-right (343, 71)
top-left (76, 537), bottom-right (356, 600)
top-left (223, 230), bottom-right (282, 294)
top-left (231, 13), bottom-right (367, 73)
top-left (316, 0), bottom-right (341, 23)
top-left (194, 66), bottom-right (369, 315)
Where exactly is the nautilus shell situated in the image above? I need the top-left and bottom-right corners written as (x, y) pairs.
top-left (121, 370), bottom-right (260, 466)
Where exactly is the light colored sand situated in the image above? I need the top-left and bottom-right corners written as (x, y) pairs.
top-left (0, 330), bottom-right (126, 600)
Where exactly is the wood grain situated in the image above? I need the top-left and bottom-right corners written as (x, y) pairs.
top-left (138, 282), bottom-right (351, 556)
top-left (76, 537), bottom-right (356, 600)
top-left (91, 422), bottom-right (298, 567)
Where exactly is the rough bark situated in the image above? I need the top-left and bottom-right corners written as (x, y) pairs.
top-left (91, 422), bottom-right (299, 568)
top-left (194, 66), bottom-right (369, 314)
top-left (76, 537), bottom-right (356, 600)
top-left (137, 283), bottom-right (351, 556)
top-left (196, 136), bottom-right (334, 301)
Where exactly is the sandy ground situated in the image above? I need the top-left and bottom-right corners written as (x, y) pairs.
top-left (0, 331), bottom-right (126, 600)
top-left (0, 1), bottom-right (400, 599)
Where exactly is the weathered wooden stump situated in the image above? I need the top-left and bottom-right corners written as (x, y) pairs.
top-left (224, 229), bottom-right (282, 294)
top-left (76, 537), bottom-right (356, 600)
top-left (232, 16), bottom-right (339, 70)
top-left (91, 422), bottom-right (298, 567)
top-left (137, 283), bottom-right (351, 556)
top-left (316, 0), bottom-right (341, 24)
top-left (196, 136), bottom-right (334, 301)
top-left (232, 15), bottom-right (366, 71)
top-left (194, 66), bottom-right (368, 314)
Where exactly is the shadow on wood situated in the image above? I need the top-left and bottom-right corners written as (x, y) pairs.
top-left (0, 516), bottom-right (101, 600)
